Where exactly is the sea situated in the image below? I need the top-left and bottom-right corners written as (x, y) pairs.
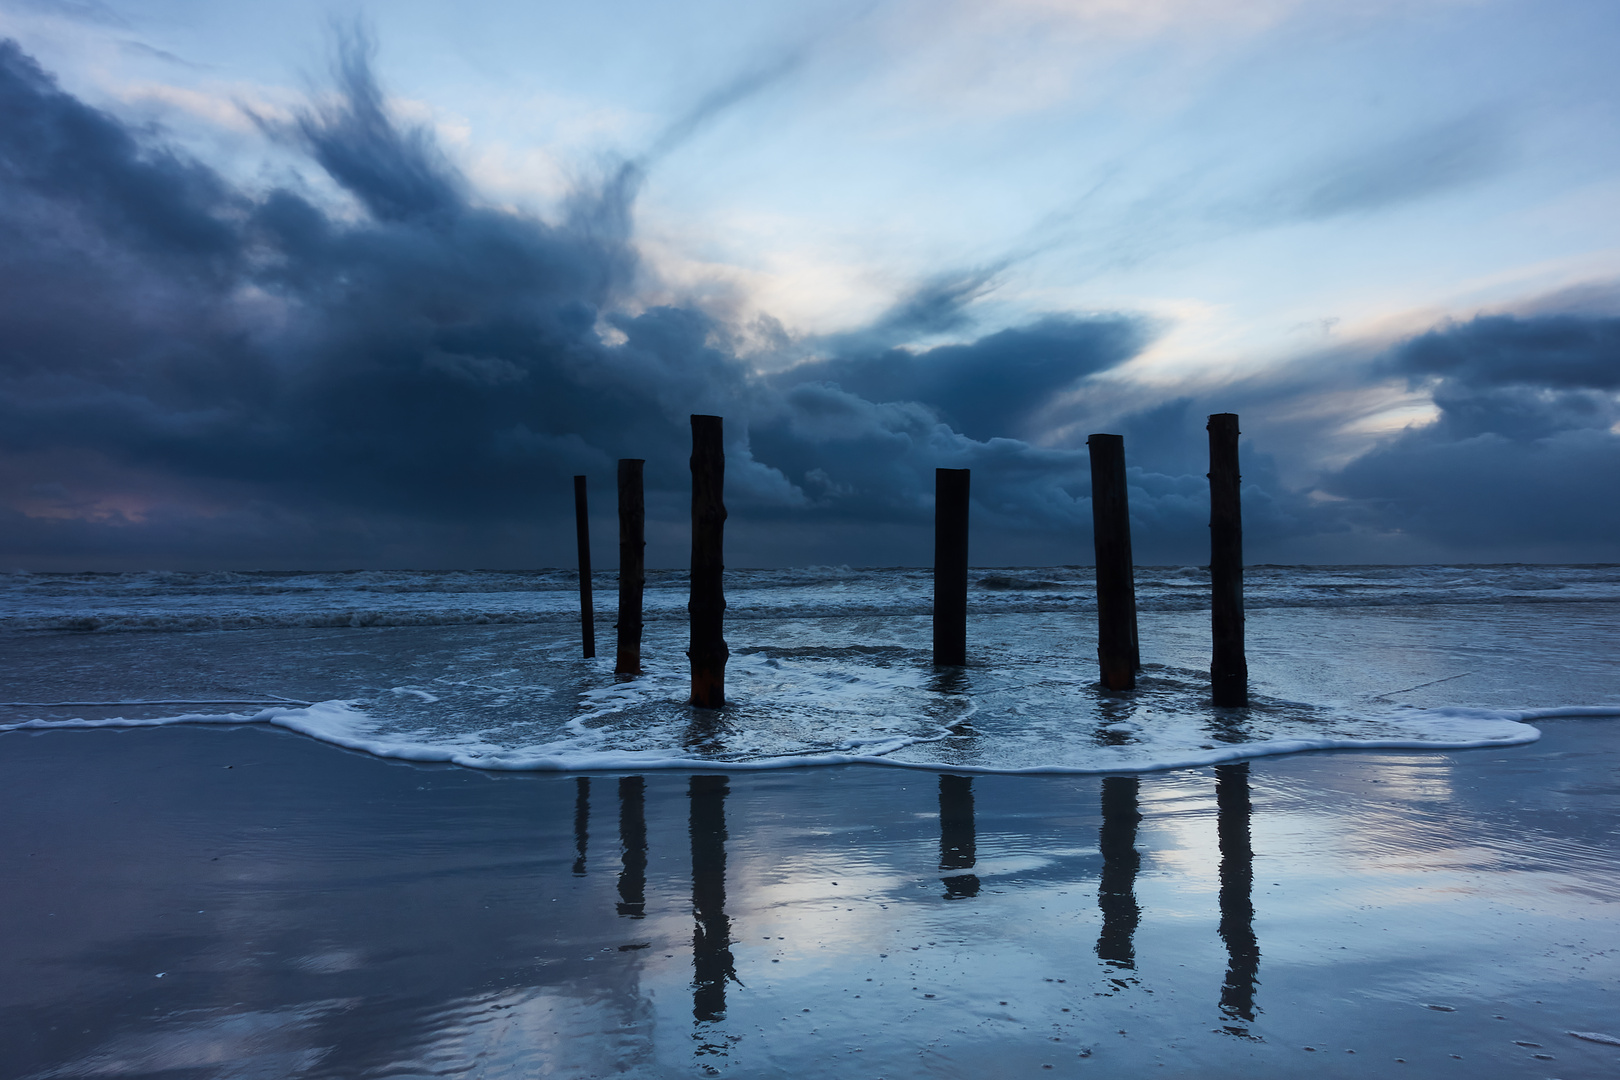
top-left (3, 563), bottom-right (1618, 773)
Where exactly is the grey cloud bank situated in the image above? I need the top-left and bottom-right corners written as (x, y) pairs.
top-left (0, 37), bottom-right (1616, 571)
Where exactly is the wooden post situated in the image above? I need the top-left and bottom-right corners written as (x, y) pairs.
top-left (1088, 434), bottom-right (1138, 690)
top-left (573, 475), bottom-right (595, 659)
top-left (615, 459), bottom-right (645, 678)
top-left (933, 468), bottom-right (970, 667)
top-left (1207, 414), bottom-right (1247, 706)
top-left (689, 415), bottom-right (728, 708)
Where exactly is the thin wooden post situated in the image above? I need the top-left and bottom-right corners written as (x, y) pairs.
top-left (573, 475), bottom-right (595, 659)
top-left (1207, 414), bottom-right (1247, 706)
top-left (615, 459), bottom-right (645, 678)
top-left (933, 468), bottom-right (970, 667)
top-left (689, 415), bottom-right (728, 708)
top-left (1088, 434), bottom-right (1138, 690)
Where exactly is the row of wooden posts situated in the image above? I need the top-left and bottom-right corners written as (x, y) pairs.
top-left (570, 412), bottom-right (1250, 709)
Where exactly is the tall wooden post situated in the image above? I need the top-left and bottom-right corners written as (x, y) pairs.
top-left (573, 475), bottom-right (595, 659)
top-left (689, 415), bottom-right (728, 708)
top-left (933, 468), bottom-right (970, 667)
top-left (1207, 414), bottom-right (1247, 706)
top-left (1088, 434), bottom-right (1139, 691)
top-left (615, 459), bottom-right (645, 678)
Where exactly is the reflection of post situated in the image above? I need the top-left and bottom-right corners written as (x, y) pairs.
top-left (616, 776), bottom-right (646, 918)
top-left (1096, 776), bottom-right (1141, 973)
top-left (1216, 763), bottom-right (1260, 1027)
top-left (938, 774), bottom-right (980, 899)
top-left (690, 775), bottom-right (736, 1023)
top-left (572, 777), bottom-right (590, 877)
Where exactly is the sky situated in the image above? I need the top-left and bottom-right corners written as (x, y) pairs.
top-left (0, 0), bottom-right (1617, 570)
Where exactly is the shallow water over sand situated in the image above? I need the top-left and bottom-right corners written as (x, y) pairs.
top-left (5, 599), bottom-right (1617, 772)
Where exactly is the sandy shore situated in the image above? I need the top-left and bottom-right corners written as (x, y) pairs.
top-left (4, 714), bottom-right (1618, 1078)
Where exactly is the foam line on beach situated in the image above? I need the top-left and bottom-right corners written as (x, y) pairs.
top-left (0, 699), bottom-right (315, 708)
top-left (6, 701), bottom-right (1614, 776)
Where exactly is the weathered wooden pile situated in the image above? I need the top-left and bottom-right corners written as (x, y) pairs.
top-left (571, 412), bottom-right (1249, 709)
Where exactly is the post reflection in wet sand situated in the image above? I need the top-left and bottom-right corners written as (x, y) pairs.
top-left (1216, 762), bottom-right (1260, 1031)
top-left (9, 718), bottom-right (1620, 1080)
top-left (689, 775), bottom-right (737, 1033)
top-left (571, 776), bottom-right (589, 877)
top-left (1096, 775), bottom-right (1142, 985)
top-left (938, 774), bottom-right (980, 899)
top-left (616, 776), bottom-right (646, 918)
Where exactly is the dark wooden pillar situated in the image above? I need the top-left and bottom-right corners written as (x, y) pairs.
top-left (615, 459), bottom-right (645, 678)
top-left (1207, 414), bottom-right (1247, 706)
top-left (933, 468), bottom-right (970, 667)
top-left (1088, 434), bottom-right (1139, 690)
top-left (573, 475), bottom-right (595, 659)
top-left (689, 415), bottom-right (728, 709)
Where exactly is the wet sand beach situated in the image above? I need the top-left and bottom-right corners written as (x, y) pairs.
top-left (4, 713), bottom-right (1618, 1078)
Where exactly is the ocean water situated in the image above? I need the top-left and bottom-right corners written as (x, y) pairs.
top-left (3, 564), bottom-right (1618, 773)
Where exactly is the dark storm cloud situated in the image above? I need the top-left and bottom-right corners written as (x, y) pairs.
top-left (0, 40), bottom-right (242, 261)
top-left (1320, 313), bottom-right (1620, 559)
top-left (0, 35), bottom-right (1155, 567)
top-left (780, 314), bottom-right (1147, 442)
top-left (1395, 313), bottom-right (1620, 390)
top-left (0, 35), bottom-right (1613, 569)
top-left (281, 27), bottom-right (465, 224)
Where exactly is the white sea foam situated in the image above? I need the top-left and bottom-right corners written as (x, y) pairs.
top-left (4, 648), bottom-right (1608, 775)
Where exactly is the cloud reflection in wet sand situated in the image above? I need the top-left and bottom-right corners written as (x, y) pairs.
top-left (4, 720), bottom-right (1620, 1077)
